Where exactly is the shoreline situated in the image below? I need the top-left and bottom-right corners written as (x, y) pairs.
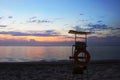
top-left (0, 59), bottom-right (120, 64)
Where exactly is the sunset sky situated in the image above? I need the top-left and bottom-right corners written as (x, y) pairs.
top-left (0, 0), bottom-right (120, 46)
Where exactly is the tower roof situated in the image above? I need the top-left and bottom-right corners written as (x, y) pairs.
top-left (68, 30), bottom-right (90, 35)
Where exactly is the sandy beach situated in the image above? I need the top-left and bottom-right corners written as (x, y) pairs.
top-left (0, 60), bottom-right (120, 80)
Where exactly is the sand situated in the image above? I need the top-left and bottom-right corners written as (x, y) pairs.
top-left (0, 60), bottom-right (120, 80)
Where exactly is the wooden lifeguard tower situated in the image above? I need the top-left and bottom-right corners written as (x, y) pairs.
top-left (68, 30), bottom-right (91, 80)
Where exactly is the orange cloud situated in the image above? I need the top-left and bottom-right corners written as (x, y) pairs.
top-left (0, 34), bottom-right (73, 42)
top-left (0, 34), bottom-right (27, 41)
top-left (25, 36), bottom-right (73, 42)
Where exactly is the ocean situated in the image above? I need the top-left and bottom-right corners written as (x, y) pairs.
top-left (0, 46), bottom-right (120, 62)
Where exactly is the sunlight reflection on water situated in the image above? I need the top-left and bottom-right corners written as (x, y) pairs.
top-left (0, 46), bottom-right (120, 62)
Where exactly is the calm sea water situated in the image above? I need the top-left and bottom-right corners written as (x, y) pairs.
top-left (0, 46), bottom-right (120, 62)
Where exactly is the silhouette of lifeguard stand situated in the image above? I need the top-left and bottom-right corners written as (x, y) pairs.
top-left (68, 30), bottom-right (90, 80)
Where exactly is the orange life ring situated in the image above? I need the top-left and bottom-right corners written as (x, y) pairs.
top-left (74, 50), bottom-right (90, 66)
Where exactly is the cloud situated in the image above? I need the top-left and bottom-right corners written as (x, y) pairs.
top-left (31, 20), bottom-right (37, 23)
top-left (72, 25), bottom-right (93, 32)
top-left (28, 19), bottom-right (51, 24)
top-left (72, 26), bottom-right (83, 31)
top-left (45, 30), bottom-right (60, 35)
top-left (87, 23), bottom-right (108, 30)
top-left (116, 27), bottom-right (120, 30)
top-left (0, 30), bottom-right (60, 36)
top-left (0, 38), bottom-right (73, 46)
top-left (27, 16), bottom-right (52, 24)
top-left (0, 25), bottom-right (7, 27)
top-left (72, 23), bottom-right (120, 37)
top-left (30, 30), bottom-right (60, 36)
top-left (0, 16), bottom-right (3, 19)
top-left (88, 36), bottom-right (120, 46)
top-left (38, 20), bottom-right (51, 23)
top-left (110, 27), bottom-right (120, 30)
top-left (97, 20), bottom-right (102, 23)
top-left (29, 16), bottom-right (37, 19)
top-left (79, 13), bottom-right (84, 15)
top-left (8, 16), bottom-right (13, 19)
top-left (72, 23), bottom-right (110, 32)
top-left (87, 23), bottom-right (120, 32)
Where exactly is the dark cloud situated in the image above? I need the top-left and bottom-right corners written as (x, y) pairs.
top-left (45, 30), bottom-right (59, 35)
top-left (88, 36), bottom-right (120, 46)
top-left (30, 16), bottom-right (37, 19)
top-left (0, 25), bottom-right (7, 27)
top-left (116, 28), bottom-right (120, 30)
top-left (32, 30), bottom-right (60, 36)
top-left (0, 31), bottom-right (28, 36)
top-left (72, 26), bottom-right (83, 31)
top-left (31, 20), bottom-right (37, 23)
top-left (28, 16), bottom-right (51, 23)
top-left (0, 16), bottom-right (3, 19)
top-left (72, 23), bottom-right (120, 35)
top-left (10, 32), bottom-right (30, 36)
top-left (87, 23), bottom-right (108, 30)
top-left (28, 19), bottom-right (51, 23)
top-left (0, 30), bottom-right (60, 36)
top-left (38, 20), bottom-right (51, 23)
top-left (87, 23), bottom-right (120, 32)
top-left (72, 23), bottom-right (115, 32)
top-left (8, 16), bottom-right (13, 19)
top-left (72, 25), bottom-right (93, 32)
top-left (80, 13), bottom-right (84, 15)
top-left (110, 27), bottom-right (120, 30)
top-left (97, 20), bottom-right (102, 23)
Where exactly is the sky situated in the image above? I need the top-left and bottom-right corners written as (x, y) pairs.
top-left (0, 0), bottom-right (120, 46)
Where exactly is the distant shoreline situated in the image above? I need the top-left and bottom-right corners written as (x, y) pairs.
top-left (0, 45), bottom-right (71, 46)
top-left (0, 59), bottom-right (120, 64)
top-left (0, 45), bottom-right (119, 46)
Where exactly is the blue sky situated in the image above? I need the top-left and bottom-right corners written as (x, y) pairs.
top-left (0, 0), bottom-right (120, 46)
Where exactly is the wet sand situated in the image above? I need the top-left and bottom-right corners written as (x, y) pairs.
top-left (0, 60), bottom-right (120, 80)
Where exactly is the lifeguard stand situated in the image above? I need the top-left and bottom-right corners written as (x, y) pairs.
top-left (68, 30), bottom-right (91, 80)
